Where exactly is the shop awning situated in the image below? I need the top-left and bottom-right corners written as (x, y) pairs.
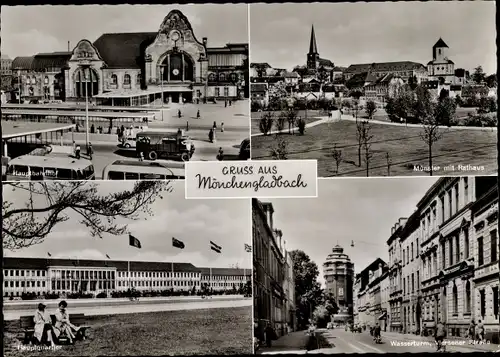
top-left (378, 312), bottom-right (387, 320)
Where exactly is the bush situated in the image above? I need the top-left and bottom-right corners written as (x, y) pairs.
top-left (297, 118), bottom-right (306, 135)
top-left (251, 100), bottom-right (263, 112)
top-left (44, 292), bottom-right (60, 300)
top-left (96, 292), bottom-right (107, 298)
top-left (463, 113), bottom-right (497, 127)
top-left (21, 292), bottom-right (38, 300)
top-left (67, 292), bottom-right (93, 299)
top-left (259, 112), bottom-right (274, 135)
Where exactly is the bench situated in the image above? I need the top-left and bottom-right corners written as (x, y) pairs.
top-left (19, 313), bottom-right (91, 345)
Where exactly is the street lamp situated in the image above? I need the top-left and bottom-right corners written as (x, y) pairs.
top-left (79, 64), bottom-right (91, 151)
top-left (160, 65), bottom-right (164, 121)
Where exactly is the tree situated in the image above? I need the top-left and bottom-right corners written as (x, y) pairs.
top-left (408, 75), bottom-right (418, 90)
top-left (413, 85), bottom-right (433, 122)
top-left (484, 73), bottom-right (497, 88)
top-left (276, 111), bottom-right (287, 133)
top-left (290, 250), bottom-right (323, 330)
top-left (331, 144), bottom-right (343, 175)
top-left (385, 152), bottom-right (392, 176)
top-left (2, 181), bottom-right (171, 251)
top-left (435, 96), bottom-right (457, 126)
top-left (352, 99), bottom-right (362, 122)
top-left (286, 109), bottom-right (298, 134)
top-left (365, 100), bottom-right (377, 119)
top-left (270, 134), bottom-right (288, 160)
top-left (438, 88), bottom-right (450, 101)
top-left (359, 120), bottom-right (374, 176)
top-left (472, 66), bottom-right (486, 84)
top-left (259, 111), bottom-right (274, 135)
top-left (297, 118), bottom-right (306, 135)
top-left (316, 66), bottom-right (330, 95)
top-left (419, 105), bottom-right (443, 176)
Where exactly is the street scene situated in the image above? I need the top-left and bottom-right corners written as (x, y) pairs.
top-left (250, 2), bottom-right (497, 177)
top-left (1, 5), bottom-right (250, 180)
top-left (252, 177), bottom-right (499, 353)
top-left (3, 180), bottom-right (252, 356)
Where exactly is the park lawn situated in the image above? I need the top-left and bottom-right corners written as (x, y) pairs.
top-left (251, 110), bottom-right (324, 134)
top-left (357, 106), bottom-right (483, 124)
top-left (251, 120), bottom-right (497, 177)
top-left (3, 306), bottom-right (252, 357)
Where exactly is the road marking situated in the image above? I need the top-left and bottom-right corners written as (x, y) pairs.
top-left (357, 341), bottom-right (385, 353)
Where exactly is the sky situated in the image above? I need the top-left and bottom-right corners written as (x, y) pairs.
top-left (267, 177), bottom-right (439, 287)
top-left (3, 181), bottom-right (251, 270)
top-left (1, 4), bottom-right (249, 58)
top-left (250, 2), bottom-right (497, 74)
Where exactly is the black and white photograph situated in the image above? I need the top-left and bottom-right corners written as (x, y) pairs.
top-left (249, 2), bottom-right (497, 177)
top-left (1, 4), bottom-right (250, 181)
top-left (2, 180), bottom-right (252, 356)
top-left (252, 177), bottom-right (499, 353)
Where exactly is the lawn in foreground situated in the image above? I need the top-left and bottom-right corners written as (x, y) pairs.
top-left (4, 306), bottom-right (252, 356)
top-left (251, 120), bottom-right (497, 177)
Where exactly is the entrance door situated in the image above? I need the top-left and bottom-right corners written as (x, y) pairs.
top-left (171, 93), bottom-right (180, 103)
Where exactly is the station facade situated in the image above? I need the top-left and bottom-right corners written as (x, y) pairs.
top-left (12, 10), bottom-right (248, 105)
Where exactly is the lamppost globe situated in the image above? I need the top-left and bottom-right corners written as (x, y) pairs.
top-left (78, 63), bottom-right (92, 151)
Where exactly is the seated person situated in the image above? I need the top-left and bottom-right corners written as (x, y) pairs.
top-left (53, 300), bottom-right (80, 344)
top-left (34, 303), bottom-right (55, 347)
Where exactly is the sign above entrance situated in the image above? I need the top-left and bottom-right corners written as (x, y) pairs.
top-left (71, 40), bottom-right (101, 64)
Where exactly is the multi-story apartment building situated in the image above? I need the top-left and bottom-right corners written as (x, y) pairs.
top-left (418, 176), bottom-right (497, 337)
top-left (356, 258), bottom-right (388, 328)
top-left (252, 199), bottom-right (286, 340)
top-left (2, 258), bottom-right (250, 297)
top-left (471, 184), bottom-right (499, 343)
top-left (380, 270), bottom-right (390, 332)
top-left (400, 211), bottom-right (421, 334)
top-left (387, 218), bottom-right (407, 333)
top-left (353, 276), bottom-right (361, 325)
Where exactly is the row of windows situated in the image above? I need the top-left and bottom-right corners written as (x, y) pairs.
top-left (117, 271), bottom-right (197, 278)
top-left (25, 76), bottom-right (57, 85)
top-left (50, 270), bottom-right (115, 280)
top-left (4, 270), bottom-right (46, 277)
top-left (110, 73), bottom-right (141, 86)
top-left (208, 72), bottom-right (239, 82)
top-left (5, 280), bottom-right (46, 288)
top-left (402, 271), bottom-right (420, 296)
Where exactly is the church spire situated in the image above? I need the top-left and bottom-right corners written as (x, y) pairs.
top-left (309, 24), bottom-right (318, 54)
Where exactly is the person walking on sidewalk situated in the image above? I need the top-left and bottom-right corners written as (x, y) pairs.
top-left (476, 320), bottom-right (485, 342)
top-left (208, 129), bottom-right (214, 143)
top-left (197, 109), bottom-right (201, 119)
top-left (468, 320), bottom-right (475, 340)
top-left (264, 322), bottom-right (274, 348)
top-left (221, 122), bottom-right (224, 132)
top-left (72, 141), bottom-right (76, 157)
top-left (75, 145), bottom-right (81, 160)
top-left (434, 320), bottom-right (446, 352)
top-left (217, 147), bottom-right (224, 161)
top-left (87, 143), bottom-right (93, 160)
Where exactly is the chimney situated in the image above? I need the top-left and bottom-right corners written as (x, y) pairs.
top-left (68, 41), bottom-right (70, 52)
top-left (202, 37), bottom-right (207, 48)
top-left (263, 203), bottom-right (274, 231)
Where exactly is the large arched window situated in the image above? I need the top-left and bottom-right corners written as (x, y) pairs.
top-left (162, 52), bottom-right (194, 82)
top-left (452, 282), bottom-right (458, 314)
top-left (31, 77), bottom-right (36, 85)
top-left (74, 68), bottom-right (99, 98)
top-left (111, 74), bottom-right (118, 85)
top-left (208, 73), bottom-right (216, 82)
top-left (219, 73), bottom-right (226, 81)
top-left (44, 76), bottom-right (49, 85)
top-left (123, 74), bottom-right (131, 85)
top-left (136, 73), bottom-right (142, 85)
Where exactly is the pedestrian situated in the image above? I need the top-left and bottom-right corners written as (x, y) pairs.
top-left (208, 128), bottom-right (214, 143)
top-left (221, 122), bottom-right (224, 132)
top-left (264, 322), bottom-right (273, 348)
top-left (139, 152), bottom-right (144, 161)
top-left (434, 320), bottom-right (446, 352)
top-left (75, 123), bottom-right (80, 132)
top-left (217, 147), bottom-right (224, 161)
top-left (178, 109), bottom-right (182, 118)
top-left (72, 141), bottom-right (76, 157)
top-left (213, 121), bottom-right (217, 130)
top-left (229, 100), bottom-right (232, 106)
top-left (468, 320), bottom-right (475, 340)
top-left (87, 143), bottom-right (93, 160)
top-left (476, 319), bottom-right (484, 341)
top-left (91, 124), bottom-right (95, 134)
top-left (75, 145), bottom-right (81, 159)
top-left (197, 109), bottom-right (200, 119)
top-left (225, 100), bottom-right (227, 108)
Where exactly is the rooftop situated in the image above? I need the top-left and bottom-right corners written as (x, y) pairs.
top-left (1, 121), bottom-right (75, 139)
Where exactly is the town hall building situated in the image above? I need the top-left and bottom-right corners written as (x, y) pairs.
top-left (12, 10), bottom-right (248, 105)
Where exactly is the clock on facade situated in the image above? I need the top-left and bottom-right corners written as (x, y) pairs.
top-left (172, 69), bottom-right (180, 76)
top-left (171, 32), bottom-right (180, 41)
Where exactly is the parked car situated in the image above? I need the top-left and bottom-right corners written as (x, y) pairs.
top-left (121, 137), bottom-right (137, 149)
top-left (239, 138), bottom-right (250, 160)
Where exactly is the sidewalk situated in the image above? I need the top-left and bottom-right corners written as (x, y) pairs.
top-left (381, 330), bottom-right (499, 352)
top-left (258, 331), bottom-right (310, 354)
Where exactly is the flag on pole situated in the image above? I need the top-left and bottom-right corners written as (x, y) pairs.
top-left (47, 252), bottom-right (52, 257)
top-left (129, 234), bottom-right (142, 249)
top-left (210, 240), bottom-right (222, 253)
top-left (106, 254), bottom-right (111, 259)
top-left (244, 243), bottom-right (252, 252)
top-left (172, 237), bottom-right (185, 249)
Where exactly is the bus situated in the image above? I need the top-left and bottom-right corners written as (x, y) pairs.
top-left (5, 155), bottom-right (95, 181)
top-left (136, 131), bottom-right (195, 161)
top-left (102, 160), bottom-right (185, 180)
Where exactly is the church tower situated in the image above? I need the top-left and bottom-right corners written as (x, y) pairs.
top-left (432, 38), bottom-right (449, 62)
top-left (307, 25), bottom-right (320, 70)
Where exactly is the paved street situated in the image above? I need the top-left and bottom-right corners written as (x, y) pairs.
top-left (257, 330), bottom-right (310, 354)
top-left (4, 296), bottom-right (252, 321)
top-left (309, 328), bottom-right (499, 353)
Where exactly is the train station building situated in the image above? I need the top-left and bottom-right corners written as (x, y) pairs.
top-left (11, 10), bottom-right (248, 105)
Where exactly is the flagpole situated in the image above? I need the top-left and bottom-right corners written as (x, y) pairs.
top-left (210, 267), bottom-right (212, 294)
top-left (128, 260), bottom-right (130, 290)
top-left (171, 262), bottom-right (174, 293)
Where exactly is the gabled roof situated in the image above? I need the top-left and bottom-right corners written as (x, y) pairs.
top-left (346, 61), bottom-right (425, 74)
top-left (32, 52), bottom-right (72, 71)
top-left (345, 72), bottom-right (369, 89)
top-left (318, 57), bottom-right (334, 68)
top-left (283, 71), bottom-right (300, 78)
top-left (433, 38), bottom-right (448, 48)
top-left (251, 62), bottom-right (272, 69)
top-left (198, 267), bottom-right (250, 276)
top-left (93, 32), bottom-right (157, 69)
